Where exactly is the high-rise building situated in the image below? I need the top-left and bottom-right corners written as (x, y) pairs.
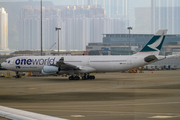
top-left (19, 6), bottom-right (64, 50)
top-left (61, 5), bottom-right (105, 19)
top-left (151, 0), bottom-right (180, 34)
top-left (64, 17), bottom-right (128, 51)
top-left (92, 0), bottom-right (129, 18)
top-left (61, 5), bottom-right (128, 51)
top-left (135, 7), bottom-right (151, 34)
top-left (71, 0), bottom-right (129, 18)
top-left (72, 0), bottom-right (89, 6)
top-left (0, 8), bottom-right (8, 50)
top-left (19, 5), bottom-right (129, 51)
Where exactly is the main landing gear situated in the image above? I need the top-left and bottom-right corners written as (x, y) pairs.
top-left (82, 73), bottom-right (95, 80)
top-left (68, 76), bottom-right (80, 80)
top-left (68, 73), bottom-right (95, 80)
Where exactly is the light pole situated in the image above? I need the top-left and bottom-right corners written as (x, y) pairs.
top-left (127, 27), bottom-right (133, 55)
top-left (41, 0), bottom-right (43, 56)
top-left (55, 27), bottom-right (61, 56)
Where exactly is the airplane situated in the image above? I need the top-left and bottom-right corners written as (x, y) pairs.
top-left (1, 29), bottom-right (171, 80)
top-left (0, 105), bottom-right (68, 120)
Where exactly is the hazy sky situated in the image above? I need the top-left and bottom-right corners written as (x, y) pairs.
top-left (48, 0), bottom-right (151, 7)
top-left (0, 0), bottom-right (151, 7)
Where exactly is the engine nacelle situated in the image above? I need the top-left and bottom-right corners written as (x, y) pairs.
top-left (41, 66), bottom-right (60, 75)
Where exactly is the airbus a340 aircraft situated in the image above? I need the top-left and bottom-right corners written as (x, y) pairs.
top-left (1, 29), bottom-right (169, 80)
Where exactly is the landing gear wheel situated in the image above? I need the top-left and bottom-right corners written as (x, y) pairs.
top-left (15, 75), bottom-right (20, 78)
top-left (69, 76), bottom-right (80, 80)
top-left (74, 76), bottom-right (80, 80)
top-left (82, 76), bottom-right (86, 80)
top-left (90, 76), bottom-right (93, 80)
top-left (86, 75), bottom-right (95, 80)
top-left (82, 74), bottom-right (95, 80)
top-left (69, 76), bottom-right (74, 80)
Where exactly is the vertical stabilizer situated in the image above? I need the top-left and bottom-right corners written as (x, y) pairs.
top-left (136, 29), bottom-right (168, 56)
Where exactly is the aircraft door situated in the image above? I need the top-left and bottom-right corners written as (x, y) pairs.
top-left (10, 59), bottom-right (14, 65)
top-left (86, 58), bottom-right (90, 66)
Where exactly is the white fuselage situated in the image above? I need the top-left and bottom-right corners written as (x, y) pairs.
top-left (2, 55), bottom-right (146, 73)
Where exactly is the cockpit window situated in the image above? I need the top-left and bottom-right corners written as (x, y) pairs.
top-left (8, 60), bottom-right (10, 63)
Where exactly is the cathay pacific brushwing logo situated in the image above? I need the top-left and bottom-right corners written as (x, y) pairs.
top-left (147, 35), bottom-right (163, 51)
top-left (140, 35), bottom-right (165, 52)
top-left (139, 30), bottom-right (167, 52)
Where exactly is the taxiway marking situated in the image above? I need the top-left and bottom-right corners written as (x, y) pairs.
top-left (148, 115), bottom-right (179, 119)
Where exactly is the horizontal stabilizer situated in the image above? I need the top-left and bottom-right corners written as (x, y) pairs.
top-left (166, 54), bottom-right (180, 59)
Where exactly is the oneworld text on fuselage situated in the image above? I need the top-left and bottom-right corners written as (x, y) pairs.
top-left (15, 57), bottom-right (55, 65)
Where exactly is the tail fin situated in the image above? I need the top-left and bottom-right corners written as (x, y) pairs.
top-left (136, 29), bottom-right (168, 56)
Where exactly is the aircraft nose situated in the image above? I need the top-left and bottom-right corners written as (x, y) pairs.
top-left (1, 62), bottom-right (5, 69)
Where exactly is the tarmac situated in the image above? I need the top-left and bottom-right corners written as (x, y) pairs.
top-left (0, 70), bottom-right (180, 120)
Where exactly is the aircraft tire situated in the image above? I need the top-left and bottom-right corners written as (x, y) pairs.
top-left (15, 75), bottom-right (20, 78)
top-left (88, 76), bottom-right (95, 80)
top-left (69, 76), bottom-right (74, 80)
top-left (82, 76), bottom-right (86, 80)
top-left (75, 76), bottom-right (80, 80)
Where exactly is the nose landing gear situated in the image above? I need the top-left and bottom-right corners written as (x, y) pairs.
top-left (15, 72), bottom-right (21, 78)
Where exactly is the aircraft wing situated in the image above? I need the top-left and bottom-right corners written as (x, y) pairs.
top-left (51, 57), bottom-right (80, 70)
top-left (0, 106), bottom-right (68, 120)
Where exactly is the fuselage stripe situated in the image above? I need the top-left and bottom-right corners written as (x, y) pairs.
top-left (139, 51), bottom-right (156, 52)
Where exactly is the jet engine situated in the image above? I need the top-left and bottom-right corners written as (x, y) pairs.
top-left (41, 66), bottom-right (60, 75)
